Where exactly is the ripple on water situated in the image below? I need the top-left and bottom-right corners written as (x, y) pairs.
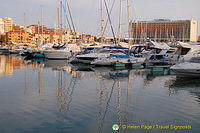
top-left (0, 55), bottom-right (200, 132)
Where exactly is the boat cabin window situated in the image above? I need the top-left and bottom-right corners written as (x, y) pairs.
top-left (149, 55), bottom-right (164, 60)
top-left (181, 48), bottom-right (190, 55)
top-left (166, 50), bottom-right (174, 53)
top-left (134, 46), bottom-right (146, 54)
top-left (151, 49), bottom-right (162, 54)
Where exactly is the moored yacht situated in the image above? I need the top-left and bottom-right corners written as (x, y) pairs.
top-left (170, 44), bottom-right (200, 77)
top-left (69, 46), bottom-right (129, 64)
top-left (91, 53), bottom-right (146, 66)
top-left (44, 43), bottom-right (81, 60)
top-left (171, 57), bottom-right (200, 77)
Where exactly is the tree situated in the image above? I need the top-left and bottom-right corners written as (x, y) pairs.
top-left (198, 36), bottom-right (200, 42)
top-left (0, 36), bottom-right (5, 43)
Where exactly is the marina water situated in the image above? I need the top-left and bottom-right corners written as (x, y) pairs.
top-left (0, 55), bottom-right (200, 133)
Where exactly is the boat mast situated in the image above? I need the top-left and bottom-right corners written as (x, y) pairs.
top-left (118, 0), bottom-right (122, 43)
top-left (104, 0), bottom-right (117, 44)
top-left (24, 13), bottom-right (27, 44)
top-left (100, 0), bottom-right (103, 38)
top-left (60, 0), bottom-right (63, 44)
top-left (41, 6), bottom-right (43, 44)
top-left (127, 0), bottom-right (130, 39)
top-left (65, 0), bottom-right (67, 29)
top-left (57, 7), bottom-right (60, 29)
top-left (60, 0), bottom-right (63, 29)
top-left (183, 25), bottom-right (185, 42)
top-left (64, 0), bottom-right (67, 43)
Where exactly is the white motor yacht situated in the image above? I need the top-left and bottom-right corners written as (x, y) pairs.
top-left (91, 54), bottom-right (145, 66)
top-left (70, 46), bottom-right (129, 64)
top-left (44, 44), bottom-right (81, 60)
top-left (171, 57), bottom-right (200, 77)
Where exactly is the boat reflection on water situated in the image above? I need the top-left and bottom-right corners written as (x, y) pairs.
top-left (44, 62), bottom-right (134, 131)
top-left (149, 67), bottom-right (174, 76)
top-left (166, 76), bottom-right (200, 97)
top-left (44, 60), bottom-right (69, 70)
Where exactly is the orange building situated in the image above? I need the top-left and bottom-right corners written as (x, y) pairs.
top-left (80, 34), bottom-right (95, 43)
top-left (27, 25), bottom-right (51, 34)
top-left (6, 30), bottom-right (32, 43)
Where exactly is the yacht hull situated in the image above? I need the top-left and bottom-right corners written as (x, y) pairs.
top-left (44, 50), bottom-right (71, 60)
top-left (171, 62), bottom-right (200, 77)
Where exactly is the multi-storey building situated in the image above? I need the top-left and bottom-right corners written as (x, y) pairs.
top-left (27, 25), bottom-right (51, 34)
top-left (28, 25), bottom-right (78, 44)
top-left (33, 33), bottom-right (51, 44)
top-left (13, 24), bottom-right (24, 31)
top-left (0, 18), bottom-right (4, 34)
top-left (51, 33), bottom-right (65, 44)
top-left (3, 17), bottom-right (13, 33)
top-left (80, 34), bottom-right (95, 43)
top-left (52, 28), bottom-right (80, 43)
top-left (131, 19), bottom-right (198, 43)
top-left (6, 30), bottom-right (32, 43)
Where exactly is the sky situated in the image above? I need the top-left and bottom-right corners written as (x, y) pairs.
top-left (0, 0), bottom-right (200, 37)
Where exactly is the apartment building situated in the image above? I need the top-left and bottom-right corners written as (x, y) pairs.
top-left (0, 18), bottom-right (4, 34)
top-left (131, 19), bottom-right (198, 43)
top-left (3, 17), bottom-right (13, 33)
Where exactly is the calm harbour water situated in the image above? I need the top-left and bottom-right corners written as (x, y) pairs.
top-left (0, 55), bottom-right (200, 133)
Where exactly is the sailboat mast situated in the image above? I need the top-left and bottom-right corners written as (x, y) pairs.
top-left (60, 0), bottom-right (63, 29)
top-left (183, 25), bottom-right (185, 42)
top-left (24, 13), bottom-right (27, 44)
top-left (118, 0), bottom-right (122, 43)
top-left (127, 0), bottom-right (130, 39)
top-left (103, 0), bottom-right (117, 44)
top-left (41, 6), bottom-right (43, 44)
top-left (57, 7), bottom-right (60, 28)
top-left (65, 0), bottom-right (67, 28)
top-left (100, 0), bottom-right (103, 37)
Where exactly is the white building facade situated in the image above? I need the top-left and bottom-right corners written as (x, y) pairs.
top-left (0, 18), bottom-right (4, 34)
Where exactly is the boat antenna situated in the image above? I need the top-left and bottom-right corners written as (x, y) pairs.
top-left (103, 0), bottom-right (117, 44)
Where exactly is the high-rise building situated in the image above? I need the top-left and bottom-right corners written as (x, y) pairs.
top-left (0, 18), bottom-right (4, 34)
top-left (131, 19), bottom-right (198, 43)
top-left (3, 17), bottom-right (13, 33)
